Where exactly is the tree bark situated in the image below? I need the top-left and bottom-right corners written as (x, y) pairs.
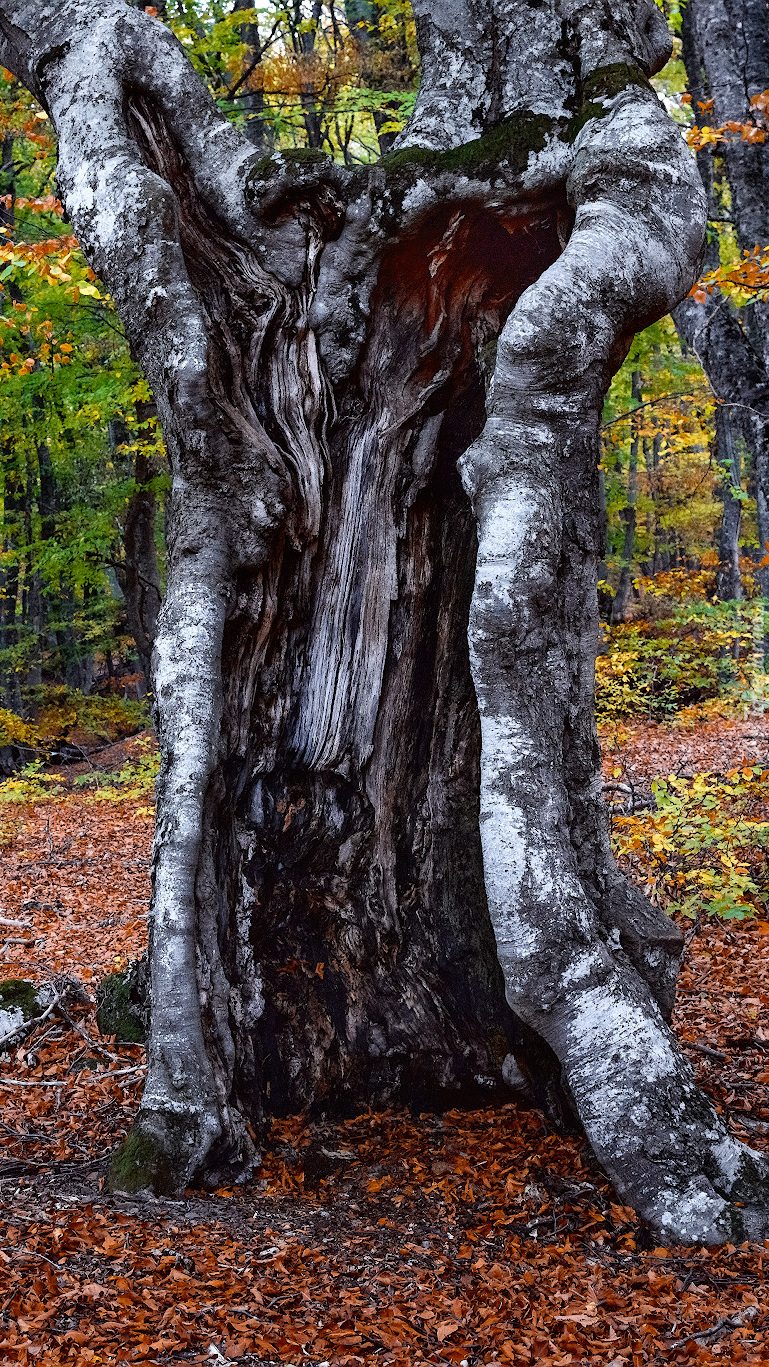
top-left (674, 0), bottom-right (769, 592)
top-left (611, 370), bottom-right (641, 623)
top-left (111, 407), bottom-right (163, 687)
top-left (714, 405), bottom-right (744, 601)
top-left (5, 0), bottom-right (769, 1244)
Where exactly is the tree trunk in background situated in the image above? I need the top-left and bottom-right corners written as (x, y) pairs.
top-left (231, 0), bottom-right (271, 153)
top-left (674, 0), bottom-right (769, 592)
top-left (611, 371), bottom-right (641, 622)
top-left (346, 0), bottom-right (412, 156)
top-left (291, 0), bottom-right (325, 149)
top-left (715, 406), bottom-right (744, 601)
top-left (0, 455), bottom-right (22, 712)
top-left (7, 0), bottom-right (769, 1245)
top-left (126, 405), bottom-right (162, 687)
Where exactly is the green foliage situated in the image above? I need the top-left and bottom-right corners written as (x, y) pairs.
top-left (596, 593), bottom-right (766, 722)
top-left (0, 759), bottom-right (65, 804)
top-left (72, 736), bottom-right (159, 805)
top-left (613, 767), bottom-right (769, 921)
top-left (0, 687), bottom-right (148, 749)
top-left (0, 71), bottom-right (166, 699)
top-left (164, 0), bottom-right (420, 163)
top-left (0, 705), bottom-right (35, 746)
top-left (26, 686), bottom-right (149, 745)
top-left (600, 318), bottom-right (723, 601)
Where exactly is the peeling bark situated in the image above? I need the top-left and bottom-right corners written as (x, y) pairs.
top-left (3, 0), bottom-right (768, 1243)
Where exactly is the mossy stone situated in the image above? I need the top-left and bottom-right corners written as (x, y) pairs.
top-left (96, 959), bottom-right (148, 1043)
top-left (0, 978), bottom-right (40, 1019)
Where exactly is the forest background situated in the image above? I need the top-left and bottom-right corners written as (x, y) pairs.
top-left (0, 0), bottom-right (767, 921)
top-left (2, 5), bottom-right (769, 1365)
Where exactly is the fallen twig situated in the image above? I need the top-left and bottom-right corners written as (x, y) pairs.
top-left (668, 1304), bottom-right (758, 1350)
top-left (687, 1040), bottom-right (728, 1062)
top-left (0, 990), bottom-right (60, 1051)
top-left (4, 1245), bottom-right (63, 1271)
top-left (730, 1113), bottom-right (769, 1134)
top-left (0, 1064), bottom-right (146, 1087)
top-left (0, 916), bottom-right (33, 930)
top-left (54, 998), bottom-right (122, 1064)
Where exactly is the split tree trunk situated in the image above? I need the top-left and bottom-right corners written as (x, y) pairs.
top-left (6, 0), bottom-right (769, 1244)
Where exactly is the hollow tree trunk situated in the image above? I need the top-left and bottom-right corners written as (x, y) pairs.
top-left (7, 0), bottom-right (769, 1245)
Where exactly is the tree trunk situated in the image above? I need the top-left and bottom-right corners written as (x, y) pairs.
top-left (715, 406), bottom-right (744, 601)
top-left (111, 408), bottom-right (163, 687)
top-left (7, 0), bottom-right (769, 1244)
top-left (611, 371), bottom-right (641, 622)
top-left (674, 0), bottom-right (769, 594)
top-left (231, 0), bottom-right (271, 154)
top-left (345, 0), bottom-right (413, 156)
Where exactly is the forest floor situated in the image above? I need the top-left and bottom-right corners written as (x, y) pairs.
top-left (1, 719), bottom-right (769, 1366)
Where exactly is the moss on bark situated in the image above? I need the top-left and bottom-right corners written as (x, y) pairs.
top-left (566, 63), bottom-right (652, 141)
top-left (381, 112), bottom-right (556, 179)
top-left (108, 1127), bottom-right (176, 1195)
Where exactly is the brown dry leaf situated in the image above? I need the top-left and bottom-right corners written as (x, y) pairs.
top-left (1, 722), bottom-right (769, 1366)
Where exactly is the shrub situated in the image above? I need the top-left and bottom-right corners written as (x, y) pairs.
top-left (596, 597), bottom-right (764, 723)
top-left (612, 765), bottom-right (769, 920)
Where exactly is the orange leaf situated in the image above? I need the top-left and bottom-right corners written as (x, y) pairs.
top-left (436, 1321), bottom-right (460, 1341)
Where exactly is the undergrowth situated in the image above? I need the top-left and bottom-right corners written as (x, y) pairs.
top-left (596, 576), bottom-right (767, 724)
top-left (0, 687), bottom-right (149, 752)
top-left (612, 765), bottom-right (769, 920)
top-left (0, 737), bottom-right (158, 809)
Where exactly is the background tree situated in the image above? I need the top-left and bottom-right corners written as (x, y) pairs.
top-left (5, 0), bottom-right (769, 1246)
top-left (672, 0), bottom-right (769, 598)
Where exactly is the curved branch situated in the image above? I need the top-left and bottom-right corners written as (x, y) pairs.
top-left (461, 85), bottom-right (769, 1243)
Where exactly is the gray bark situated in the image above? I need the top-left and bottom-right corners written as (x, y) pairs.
top-left (673, 0), bottom-right (769, 592)
top-left (4, 0), bottom-right (769, 1244)
top-left (715, 406), bottom-right (744, 601)
top-left (611, 370), bottom-right (641, 623)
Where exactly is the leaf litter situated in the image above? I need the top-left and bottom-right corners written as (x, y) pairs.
top-left (0, 719), bottom-right (769, 1365)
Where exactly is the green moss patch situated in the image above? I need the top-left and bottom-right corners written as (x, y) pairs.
top-left (566, 63), bottom-right (652, 141)
top-left (581, 62), bottom-right (650, 104)
top-left (382, 111), bottom-right (556, 181)
top-left (246, 147), bottom-right (333, 199)
top-left (0, 979), bottom-right (40, 1019)
top-left (108, 1128), bottom-right (176, 1196)
top-left (96, 959), bottom-right (147, 1043)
